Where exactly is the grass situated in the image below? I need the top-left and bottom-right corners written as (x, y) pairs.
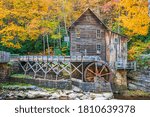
top-left (41, 87), bottom-right (57, 93)
top-left (0, 82), bottom-right (32, 89)
top-left (11, 74), bottom-right (32, 79)
top-left (123, 90), bottom-right (150, 97)
top-left (0, 82), bottom-right (57, 93)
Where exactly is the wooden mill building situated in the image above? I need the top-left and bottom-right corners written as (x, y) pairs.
top-left (2, 8), bottom-right (136, 92)
top-left (69, 8), bottom-right (128, 69)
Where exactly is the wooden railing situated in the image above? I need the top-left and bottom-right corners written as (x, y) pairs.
top-left (18, 55), bottom-right (101, 62)
top-left (115, 61), bottom-right (136, 71)
top-left (10, 54), bottom-right (20, 61)
top-left (0, 51), bottom-right (10, 63)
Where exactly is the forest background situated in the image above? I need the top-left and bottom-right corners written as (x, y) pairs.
top-left (0, 0), bottom-right (149, 61)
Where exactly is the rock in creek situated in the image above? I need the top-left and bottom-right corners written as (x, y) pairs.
top-left (26, 91), bottom-right (50, 99)
top-left (0, 85), bottom-right (114, 100)
top-left (72, 86), bottom-right (82, 93)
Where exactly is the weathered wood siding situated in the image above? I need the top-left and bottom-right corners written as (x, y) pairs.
top-left (69, 9), bottom-right (106, 61)
top-left (105, 31), bottom-right (127, 67)
top-left (69, 9), bottom-right (128, 67)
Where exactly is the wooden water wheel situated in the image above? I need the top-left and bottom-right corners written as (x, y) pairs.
top-left (84, 61), bottom-right (112, 82)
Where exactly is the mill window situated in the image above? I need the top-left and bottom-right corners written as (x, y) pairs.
top-left (96, 30), bottom-right (101, 38)
top-left (96, 44), bottom-right (101, 54)
top-left (115, 38), bottom-right (119, 44)
top-left (76, 44), bottom-right (81, 52)
top-left (75, 28), bottom-right (80, 39)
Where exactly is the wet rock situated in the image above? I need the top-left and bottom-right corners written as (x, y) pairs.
top-left (127, 70), bottom-right (150, 92)
top-left (7, 96), bottom-right (15, 100)
top-left (94, 97), bottom-right (107, 100)
top-left (51, 92), bottom-right (60, 99)
top-left (48, 96), bottom-right (57, 100)
top-left (68, 93), bottom-right (78, 99)
top-left (57, 90), bottom-right (64, 95)
top-left (72, 86), bottom-right (82, 93)
top-left (26, 91), bottom-right (50, 99)
top-left (91, 93), bottom-right (103, 98)
top-left (17, 91), bottom-right (26, 99)
top-left (75, 97), bottom-right (80, 100)
top-left (63, 90), bottom-right (73, 95)
top-left (80, 95), bottom-right (88, 100)
top-left (59, 91), bottom-right (68, 99)
top-left (6, 92), bottom-right (14, 97)
top-left (76, 93), bottom-right (84, 98)
top-left (102, 93), bottom-right (113, 99)
top-left (59, 96), bottom-right (69, 100)
top-left (128, 83), bottom-right (138, 90)
top-left (0, 85), bottom-right (114, 100)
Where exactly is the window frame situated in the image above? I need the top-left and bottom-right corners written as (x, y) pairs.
top-left (96, 29), bottom-right (101, 39)
top-left (96, 44), bottom-right (101, 54)
top-left (75, 28), bottom-right (80, 39)
top-left (76, 44), bottom-right (81, 52)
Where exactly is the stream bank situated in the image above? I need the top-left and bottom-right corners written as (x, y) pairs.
top-left (0, 82), bottom-right (114, 100)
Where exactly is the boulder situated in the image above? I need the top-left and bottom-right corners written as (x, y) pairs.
top-left (94, 97), bottom-right (107, 100)
top-left (75, 97), bottom-right (80, 100)
top-left (76, 93), bottom-right (84, 98)
top-left (128, 83), bottom-right (138, 90)
top-left (68, 93), bottom-right (78, 100)
top-left (72, 86), bottom-right (82, 93)
top-left (17, 91), bottom-right (26, 99)
top-left (63, 90), bottom-right (73, 95)
top-left (102, 93), bottom-right (114, 99)
top-left (90, 93), bottom-right (103, 98)
top-left (80, 95), bottom-right (88, 100)
top-left (26, 91), bottom-right (50, 99)
top-left (51, 92), bottom-right (60, 99)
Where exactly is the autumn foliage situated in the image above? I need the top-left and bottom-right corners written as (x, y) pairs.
top-left (0, 0), bottom-right (149, 59)
top-left (0, 0), bottom-right (60, 48)
top-left (114, 0), bottom-right (150, 36)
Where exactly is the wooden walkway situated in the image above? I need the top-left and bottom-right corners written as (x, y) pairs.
top-left (15, 55), bottom-right (102, 80)
top-left (0, 51), bottom-right (137, 82)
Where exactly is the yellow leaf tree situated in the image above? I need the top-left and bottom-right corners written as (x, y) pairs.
top-left (114, 0), bottom-right (150, 36)
top-left (0, 0), bottom-right (60, 49)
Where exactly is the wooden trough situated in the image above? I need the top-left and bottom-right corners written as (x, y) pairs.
top-left (18, 55), bottom-right (113, 83)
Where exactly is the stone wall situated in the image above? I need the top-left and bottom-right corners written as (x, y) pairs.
top-left (127, 70), bottom-right (150, 92)
top-left (0, 63), bottom-right (9, 81)
top-left (9, 77), bottom-right (72, 90)
top-left (72, 78), bottom-right (112, 93)
top-left (112, 70), bottom-right (127, 92)
top-left (9, 62), bottom-right (22, 74)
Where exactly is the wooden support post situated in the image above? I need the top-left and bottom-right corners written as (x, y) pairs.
top-left (134, 61), bottom-right (137, 71)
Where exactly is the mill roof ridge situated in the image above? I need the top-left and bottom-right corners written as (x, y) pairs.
top-left (69, 8), bottom-right (127, 38)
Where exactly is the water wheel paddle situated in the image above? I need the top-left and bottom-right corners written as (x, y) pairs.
top-left (84, 61), bottom-right (112, 82)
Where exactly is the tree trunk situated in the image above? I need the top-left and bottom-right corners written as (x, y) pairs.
top-left (59, 25), bottom-right (61, 47)
top-left (62, 0), bottom-right (68, 37)
top-left (46, 34), bottom-right (50, 55)
top-left (43, 35), bottom-right (45, 55)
